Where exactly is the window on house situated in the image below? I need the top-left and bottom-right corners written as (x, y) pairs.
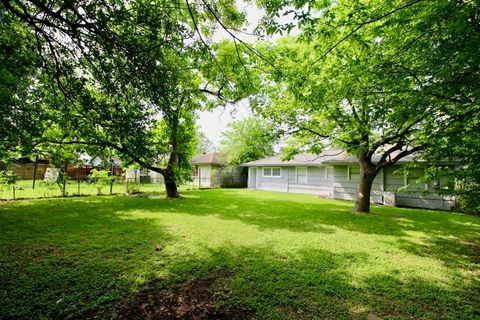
top-left (192, 166), bottom-right (199, 177)
top-left (263, 167), bottom-right (281, 177)
top-left (348, 166), bottom-right (360, 180)
top-left (404, 167), bottom-right (427, 191)
top-left (272, 168), bottom-right (281, 177)
top-left (325, 166), bottom-right (334, 180)
top-left (296, 167), bottom-right (308, 183)
top-left (263, 167), bottom-right (271, 177)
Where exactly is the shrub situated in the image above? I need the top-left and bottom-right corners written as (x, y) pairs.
top-left (0, 171), bottom-right (17, 199)
top-left (90, 169), bottom-right (115, 195)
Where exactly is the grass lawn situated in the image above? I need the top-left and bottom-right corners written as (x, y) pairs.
top-left (0, 189), bottom-right (479, 319)
top-left (0, 180), bottom-right (167, 200)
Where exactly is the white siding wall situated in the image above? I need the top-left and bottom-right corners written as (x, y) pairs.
top-left (332, 165), bottom-right (384, 204)
top-left (247, 167), bottom-right (257, 188)
top-left (287, 167), bottom-right (333, 196)
top-left (254, 166), bottom-right (333, 196)
top-left (193, 165), bottom-right (212, 187)
top-left (256, 167), bottom-right (288, 192)
top-left (384, 165), bottom-right (455, 210)
top-left (246, 164), bottom-right (455, 211)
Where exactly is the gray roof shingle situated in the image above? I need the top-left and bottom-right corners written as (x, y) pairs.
top-left (192, 152), bottom-right (223, 165)
top-left (240, 149), bottom-right (420, 167)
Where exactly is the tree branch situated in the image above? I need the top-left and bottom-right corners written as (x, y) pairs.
top-left (43, 139), bottom-right (166, 175)
top-left (308, 0), bottom-right (424, 68)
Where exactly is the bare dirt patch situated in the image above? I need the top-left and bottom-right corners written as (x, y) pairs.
top-left (115, 273), bottom-right (252, 320)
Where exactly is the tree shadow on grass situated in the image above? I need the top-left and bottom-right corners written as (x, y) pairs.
top-left (0, 197), bottom-right (175, 319)
top-left (146, 188), bottom-right (480, 272)
top-left (355, 273), bottom-right (480, 320)
top-left (102, 245), bottom-right (366, 319)
top-left (396, 236), bottom-right (480, 272)
top-left (108, 244), bottom-right (479, 319)
top-left (1, 192), bottom-right (479, 319)
top-left (169, 189), bottom-right (480, 238)
top-left (18, 189), bottom-right (477, 277)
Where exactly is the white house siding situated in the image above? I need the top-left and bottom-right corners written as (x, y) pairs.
top-left (248, 167), bottom-right (257, 188)
top-left (254, 166), bottom-right (333, 196)
top-left (332, 165), bottom-right (384, 204)
top-left (384, 165), bottom-right (455, 210)
top-left (287, 167), bottom-right (333, 196)
top-left (256, 167), bottom-right (289, 192)
top-left (245, 163), bottom-right (455, 211)
top-left (147, 170), bottom-right (164, 183)
top-left (193, 165), bottom-right (213, 188)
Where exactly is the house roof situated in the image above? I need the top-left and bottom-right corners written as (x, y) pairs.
top-left (241, 149), bottom-right (420, 167)
top-left (191, 152), bottom-right (223, 165)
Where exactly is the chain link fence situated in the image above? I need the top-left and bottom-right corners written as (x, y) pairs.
top-left (0, 177), bottom-right (168, 201)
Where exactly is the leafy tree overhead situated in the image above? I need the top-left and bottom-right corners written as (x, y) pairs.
top-left (423, 112), bottom-right (480, 214)
top-left (219, 116), bottom-right (277, 166)
top-left (252, 0), bottom-right (480, 212)
top-left (0, 9), bottom-right (47, 166)
top-left (1, 0), bottom-right (252, 197)
top-left (195, 131), bottom-right (214, 155)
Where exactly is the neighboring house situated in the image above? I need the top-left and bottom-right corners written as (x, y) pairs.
top-left (12, 157), bottom-right (49, 179)
top-left (241, 150), bottom-right (456, 211)
top-left (125, 168), bottom-right (163, 183)
top-left (191, 152), bottom-right (224, 188)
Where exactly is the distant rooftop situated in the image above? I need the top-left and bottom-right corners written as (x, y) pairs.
top-left (241, 149), bottom-right (420, 167)
top-left (191, 152), bottom-right (223, 165)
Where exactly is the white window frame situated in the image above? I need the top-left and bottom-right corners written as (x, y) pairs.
top-left (348, 166), bottom-right (360, 180)
top-left (263, 167), bottom-right (282, 178)
top-left (295, 167), bottom-right (308, 183)
top-left (325, 166), bottom-right (334, 180)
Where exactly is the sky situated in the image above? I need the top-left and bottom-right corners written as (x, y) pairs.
top-left (196, 3), bottom-right (264, 147)
top-left (196, 3), bottom-right (300, 147)
top-left (197, 104), bottom-right (253, 148)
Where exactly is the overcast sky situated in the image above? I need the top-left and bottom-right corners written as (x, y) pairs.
top-left (196, 3), bottom-right (264, 147)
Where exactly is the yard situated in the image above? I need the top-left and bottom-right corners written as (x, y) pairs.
top-left (0, 189), bottom-right (479, 319)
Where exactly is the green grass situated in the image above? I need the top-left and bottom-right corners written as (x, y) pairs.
top-left (0, 180), bottom-right (167, 200)
top-left (1, 180), bottom-right (208, 200)
top-left (0, 189), bottom-right (479, 319)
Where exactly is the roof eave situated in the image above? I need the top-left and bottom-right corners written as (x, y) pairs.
top-left (241, 163), bottom-right (323, 167)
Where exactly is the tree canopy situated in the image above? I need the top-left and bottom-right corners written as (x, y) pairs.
top-left (219, 116), bottom-right (277, 166)
top-left (1, 0), bottom-right (478, 210)
top-left (1, 0), bottom-right (252, 197)
top-left (249, 0), bottom-right (480, 212)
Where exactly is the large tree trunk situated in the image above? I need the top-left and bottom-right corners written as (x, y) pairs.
top-left (355, 155), bottom-right (377, 213)
top-left (163, 168), bottom-right (179, 198)
top-left (163, 110), bottom-right (180, 198)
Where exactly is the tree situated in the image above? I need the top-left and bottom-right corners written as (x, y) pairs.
top-left (219, 116), bottom-right (277, 166)
top-left (423, 112), bottom-right (480, 214)
top-left (195, 132), bottom-right (214, 154)
top-left (252, 0), bottom-right (480, 212)
top-left (1, 0), bottom-right (250, 198)
top-left (0, 9), bottom-right (46, 166)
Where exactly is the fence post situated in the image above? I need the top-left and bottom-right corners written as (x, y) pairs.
top-left (32, 154), bottom-right (39, 190)
top-left (77, 164), bottom-right (80, 196)
top-left (109, 161), bottom-right (114, 195)
top-left (62, 161), bottom-right (68, 197)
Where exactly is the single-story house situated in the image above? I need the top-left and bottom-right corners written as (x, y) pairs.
top-left (191, 152), bottom-right (224, 188)
top-left (241, 150), bottom-right (456, 211)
